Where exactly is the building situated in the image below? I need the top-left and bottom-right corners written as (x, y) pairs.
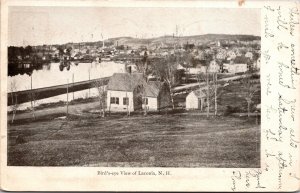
top-left (208, 60), bottom-right (220, 73)
top-left (107, 73), bottom-right (144, 112)
top-left (107, 73), bottom-right (171, 112)
top-left (223, 63), bottom-right (248, 74)
top-left (186, 88), bottom-right (207, 110)
top-left (255, 57), bottom-right (261, 70)
top-left (142, 81), bottom-right (171, 111)
top-left (223, 56), bottom-right (249, 74)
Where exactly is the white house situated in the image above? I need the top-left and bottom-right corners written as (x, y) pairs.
top-left (142, 81), bottom-right (171, 111)
top-left (107, 73), bottom-right (170, 112)
top-left (223, 56), bottom-right (249, 74)
top-left (177, 63), bottom-right (185, 70)
top-left (186, 88), bottom-right (207, 110)
top-left (255, 57), bottom-right (261, 70)
top-left (208, 60), bottom-right (220, 73)
top-left (107, 73), bottom-right (144, 112)
top-left (223, 63), bottom-right (248, 74)
top-left (126, 64), bottom-right (138, 73)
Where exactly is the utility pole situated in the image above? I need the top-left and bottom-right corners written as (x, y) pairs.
top-left (30, 73), bottom-right (35, 119)
top-left (72, 73), bottom-right (74, 100)
top-left (88, 67), bottom-right (91, 97)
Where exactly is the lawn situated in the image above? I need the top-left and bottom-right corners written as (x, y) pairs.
top-left (8, 112), bottom-right (260, 167)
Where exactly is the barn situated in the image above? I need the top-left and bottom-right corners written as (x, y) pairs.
top-left (186, 89), bottom-right (207, 110)
top-left (143, 81), bottom-right (171, 111)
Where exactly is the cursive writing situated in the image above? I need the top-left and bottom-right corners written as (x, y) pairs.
top-left (231, 171), bottom-right (241, 191)
top-left (264, 15), bottom-right (274, 38)
top-left (277, 151), bottom-right (288, 189)
top-left (289, 7), bottom-right (299, 36)
top-left (277, 6), bottom-right (288, 31)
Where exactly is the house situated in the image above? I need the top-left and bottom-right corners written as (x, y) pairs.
top-left (107, 73), bottom-right (144, 112)
top-left (188, 65), bottom-right (206, 74)
top-left (142, 81), bottom-right (171, 111)
top-left (186, 88), bottom-right (207, 110)
top-left (176, 63), bottom-right (185, 70)
top-left (208, 60), bottom-right (220, 73)
top-left (139, 50), bottom-right (150, 56)
top-left (245, 51), bottom-right (254, 60)
top-left (126, 64), bottom-right (138, 73)
top-left (223, 63), bottom-right (248, 74)
top-left (107, 73), bottom-right (171, 112)
top-left (255, 57), bottom-right (261, 70)
top-left (223, 56), bottom-right (249, 74)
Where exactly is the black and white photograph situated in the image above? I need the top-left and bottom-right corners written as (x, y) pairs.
top-left (7, 6), bottom-right (261, 168)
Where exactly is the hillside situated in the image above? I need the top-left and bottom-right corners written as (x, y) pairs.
top-left (60, 34), bottom-right (260, 49)
top-left (108, 34), bottom-right (260, 49)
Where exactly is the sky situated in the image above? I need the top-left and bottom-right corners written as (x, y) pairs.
top-left (8, 7), bottom-right (261, 46)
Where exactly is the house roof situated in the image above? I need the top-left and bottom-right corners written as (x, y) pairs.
top-left (233, 56), bottom-right (250, 64)
top-left (107, 73), bottom-right (144, 91)
top-left (144, 81), bottom-right (164, 97)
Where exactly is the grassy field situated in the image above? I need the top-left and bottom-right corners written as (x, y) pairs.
top-left (8, 112), bottom-right (260, 167)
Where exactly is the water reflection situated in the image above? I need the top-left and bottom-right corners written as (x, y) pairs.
top-left (8, 61), bottom-right (126, 110)
top-left (8, 62), bottom-right (51, 76)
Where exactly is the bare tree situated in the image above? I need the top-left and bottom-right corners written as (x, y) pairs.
top-left (9, 80), bottom-right (19, 123)
top-left (212, 72), bottom-right (218, 116)
top-left (26, 73), bottom-right (38, 120)
top-left (240, 73), bottom-right (259, 117)
top-left (136, 53), bottom-right (149, 115)
top-left (196, 66), bottom-right (214, 117)
top-left (26, 88), bottom-right (38, 120)
top-left (153, 56), bottom-right (178, 109)
top-left (93, 79), bottom-right (106, 118)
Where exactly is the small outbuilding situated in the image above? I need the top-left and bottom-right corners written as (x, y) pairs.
top-left (142, 81), bottom-right (171, 111)
top-left (186, 88), bottom-right (207, 110)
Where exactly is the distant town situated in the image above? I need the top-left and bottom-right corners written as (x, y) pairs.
top-left (8, 34), bottom-right (260, 76)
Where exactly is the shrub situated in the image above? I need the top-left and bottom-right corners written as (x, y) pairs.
top-left (224, 105), bottom-right (240, 116)
top-left (15, 135), bottom-right (26, 144)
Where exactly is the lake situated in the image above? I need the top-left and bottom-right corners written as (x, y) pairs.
top-left (8, 61), bottom-right (126, 110)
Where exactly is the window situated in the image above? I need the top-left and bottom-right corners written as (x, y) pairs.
top-left (110, 97), bottom-right (115, 104)
top-left (142, 97), bottom-right (148, 105)
top-left (123, 97), bottom-right (129, 105)
top-left (110, 97), bottom-right (119, 104)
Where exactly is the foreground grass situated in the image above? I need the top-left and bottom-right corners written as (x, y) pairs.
top-left (8, 113), bottom-right (260, 167)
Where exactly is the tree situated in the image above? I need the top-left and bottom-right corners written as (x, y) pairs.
top-left (136, 53), bottom-right (150, 115)
top-left (58, 46), bottom-right (65, 58)
top-left (26, 73), bottom-right (38, 120)
top-left (153, 55), bottom-right (178, 109)
top-left (9, 80), bottom-right (19, 123)
top-left (212, 72), bottom-right (218, 116)
top-left (93, 79), bottom-right (106, 118)
top-left (240, 73), bottom-right (259, 117)
top-left (66, 47), bottom-right (72, 57)
top-left (24, 45), bottom-right (33, 57)
top-left (196, 66), bottom-right (215, 117)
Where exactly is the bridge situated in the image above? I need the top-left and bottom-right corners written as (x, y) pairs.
top-left (8, 73), bottom-right (259, 106)
top-left (8, 77), bottom-right (110, 106)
